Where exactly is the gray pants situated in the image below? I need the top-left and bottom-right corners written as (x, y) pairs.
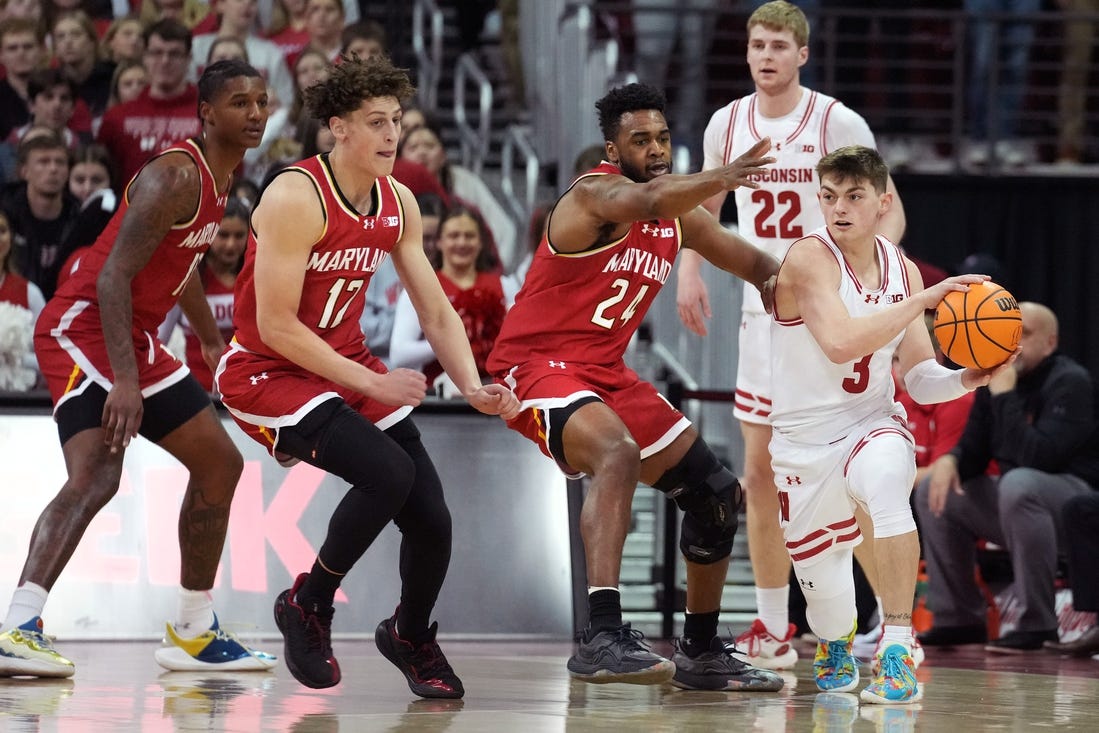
top-left (914, 468), bottom-right (1092, 632)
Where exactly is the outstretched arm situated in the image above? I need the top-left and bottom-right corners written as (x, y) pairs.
top-left (549, 138), bottom-right (774, 255)
top-left (679, 205), bottom-right (779, 311)
top-left (98, 151), bottom-right (200, 452)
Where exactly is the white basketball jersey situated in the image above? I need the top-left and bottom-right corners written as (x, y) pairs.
top-left (702, 89), bottom-right (876, 313)
top-left (769, 226), bottom-right (912, 444)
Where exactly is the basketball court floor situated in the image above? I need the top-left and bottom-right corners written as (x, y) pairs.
top-left (2, 636), bottom-right (1097, 732)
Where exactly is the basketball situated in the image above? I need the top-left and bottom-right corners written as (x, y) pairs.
top-left (933, 281), bottom-right (1021, 369)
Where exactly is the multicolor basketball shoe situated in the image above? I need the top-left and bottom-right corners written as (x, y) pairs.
top-left (813, 625), bottom-right (859, 693)
top-left (155, 614), bottom-right (278, 672)
top-left (729, 619), bottom-right (799, 670)
top-left (871, 629), bottom-right (925, 674)
top-left (0, 617), bottom-right (75, 678)
top-left (861, 643), bottom-right (922, 704)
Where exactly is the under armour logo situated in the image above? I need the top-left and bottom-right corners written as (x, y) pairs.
top-left (799, 578), bottom-right (814, 589)
top-left (640, 223), bottom-right (673, 237)
top-left (362, 218), bottom-right (375, 230)
top-left (548, 360), bottom-right (566, 369)
top-left (785, 476), bottom-right (801, 485)
top-left (249, 372), bottom-right (269, 385)
top-left (865, 294), bottom-right (881, 304)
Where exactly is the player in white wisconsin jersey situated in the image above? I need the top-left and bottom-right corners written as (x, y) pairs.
top-left (770, 145), bottom-right (1009, 703)
top-left (674, 1), bottom-right (907, 671)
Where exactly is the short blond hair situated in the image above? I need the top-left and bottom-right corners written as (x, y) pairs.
top-left (747, 1), bottom-right (809, 48)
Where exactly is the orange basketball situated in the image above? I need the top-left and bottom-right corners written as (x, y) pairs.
top-left (933, 281), bottom-right (1021, 369)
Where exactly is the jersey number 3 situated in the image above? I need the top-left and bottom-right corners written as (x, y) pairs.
top-left (842, 354), bottom-right (873, 394)
top-left (752, 190), bottom-right (803, 240)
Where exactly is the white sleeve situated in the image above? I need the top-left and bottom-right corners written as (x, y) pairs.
top-left (903, 358), bottom-right (971, 405)
top-left (158, 304), bottom-right (183, 346)
top-left (701, 102), bottom-right (734, 171)
top-left (823, 103), bottom-right (877, 151)
top-left (388, 291), bottom-right (437, 370)
top-left (23, 283), bottom-right (45, 378)
top-left (25, 281), bottom-right (44, 323)
top-left (501, 274), bottom-right (520, 309)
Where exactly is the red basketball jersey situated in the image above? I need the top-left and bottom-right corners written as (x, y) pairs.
top-left (487, 162), bottom-right (681, 372)
top-left (52, 138), bottom-right (229, 334)
top-left (232, 154), bottom-right (405, 358)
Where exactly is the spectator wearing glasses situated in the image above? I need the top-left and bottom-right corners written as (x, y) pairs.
top-left (97, 19), bottom-right (199, 183)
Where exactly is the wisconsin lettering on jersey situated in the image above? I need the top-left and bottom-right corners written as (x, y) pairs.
top-left (307, 247), bottom-right (389, 273)
top-left (602, 247), bottom-right (673, 285)
top-left (180, 222), bottom-right (219, 249)
top-left (748, 167), bottom-right (815, 184)
top-left (123, 117), bottom-right (200, 151)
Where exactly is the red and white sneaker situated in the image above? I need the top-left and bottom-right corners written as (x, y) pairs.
top-left (727, 619), bottom-right (799, 670)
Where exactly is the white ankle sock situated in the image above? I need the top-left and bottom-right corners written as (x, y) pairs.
top-left (174, 589), bottom-right (215, 636)
top-left (881, 624), bottom-right (913, 651)
top-left (755, 586), bottom-right (790, 639)
top-left (1, 582), bottom-right (49, 632)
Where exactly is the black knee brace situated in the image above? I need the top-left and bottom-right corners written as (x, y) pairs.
top-left (653, 437), bottom-right (743, 565)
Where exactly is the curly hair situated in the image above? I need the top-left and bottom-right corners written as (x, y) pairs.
top-left (595, 83), bottom-right (666, 142)
top-left (304, 55), bottom-right (415, 124)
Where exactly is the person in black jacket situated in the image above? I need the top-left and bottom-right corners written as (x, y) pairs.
top-left (914, 302), bottom-right (1099, 652)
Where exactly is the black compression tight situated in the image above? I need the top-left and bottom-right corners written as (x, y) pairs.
top-left (277, 399), bottom-right (452, 640)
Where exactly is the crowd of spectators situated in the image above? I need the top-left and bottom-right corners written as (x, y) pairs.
top-left (0, 0), bottom-right (533, 395)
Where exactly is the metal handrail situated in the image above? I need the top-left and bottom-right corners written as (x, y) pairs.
top-left (411, 0), bottom-right (443, 110)
top-left (499, 124), bottom-right (540, 236)
top-left (453, 52), bottom-right (493, 177)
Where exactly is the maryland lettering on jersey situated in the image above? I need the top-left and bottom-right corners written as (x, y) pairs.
top-left (602, 247), bottom-right (673, 285)
top-left (747, 167), bottom-right (816, 184)
top-left (179, 221), bottom-right (220, 249)
top-left (307, 247), bottom-right (389, 273)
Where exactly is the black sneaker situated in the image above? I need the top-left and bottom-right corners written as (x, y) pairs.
top-left (985, 629), bottom-right (1059, 654)
top-left (273, 573), bottom-right (340, 689)
top-left (916, 623), bottom-right (987, 647)
top-left (375, 615), bottom-right (464, 699)
top-left (671, 636), bottom-right (786, 691)
top-left (566, 623), bottom-right (675, 685)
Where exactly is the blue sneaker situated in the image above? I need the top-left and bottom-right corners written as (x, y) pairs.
top-left (155, 614), bottom-right (277, 672)
top-left (860, 643), bottom-right (922, 704)
top-left (813, 625), bottom-right (859, 693)
top-left (0, 617), bottom-right (75, 678)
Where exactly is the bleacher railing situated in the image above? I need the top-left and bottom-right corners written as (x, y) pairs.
top-left (453, 52), bottom-right (494, 177)
top-left (411, 0), bottom-right (444, 110)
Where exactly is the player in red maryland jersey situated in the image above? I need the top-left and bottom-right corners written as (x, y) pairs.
top-left (216, 56), bottom-right (518, 695)
top-left (487, 83), bottom-right (783, 691)
top-left (0, 60), bottom-right (276, 678)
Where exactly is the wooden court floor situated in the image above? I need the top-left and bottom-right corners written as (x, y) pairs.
top-left (1, 637), bottom-right (1097, 732)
